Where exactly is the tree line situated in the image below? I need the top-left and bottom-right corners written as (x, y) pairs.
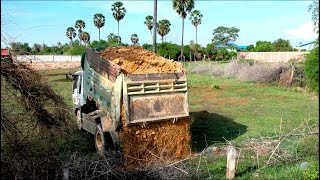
top-left (7, 0), bottom-right (310, 61)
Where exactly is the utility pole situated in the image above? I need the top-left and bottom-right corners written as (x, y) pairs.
top-left (153, 0), bottom-right (157, 53)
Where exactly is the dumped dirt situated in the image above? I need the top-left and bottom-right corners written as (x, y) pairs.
top-left (100, 46), bottom-right (191, 168)
top-left (99, 46), bottom-right (183, 74)
top-left (121, 106), bottom-right (191, 168)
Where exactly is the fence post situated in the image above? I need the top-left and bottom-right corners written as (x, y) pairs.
top-left (226, 145), bottom-right (237, 179)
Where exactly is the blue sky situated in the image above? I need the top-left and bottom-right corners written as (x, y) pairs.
top-left (1, 0), bottom-right (317, 48)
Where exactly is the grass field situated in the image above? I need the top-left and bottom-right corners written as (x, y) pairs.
top-left (39, 67), bottom-right (319, 179)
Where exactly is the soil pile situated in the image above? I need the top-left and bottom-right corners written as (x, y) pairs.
top-left (121, 107), bottom-right (191, 168)
top-left (99, 46), bottom-right (183, 74)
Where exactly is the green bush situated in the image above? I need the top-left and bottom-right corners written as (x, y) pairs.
top-left (304, 47), bottom-right (319, 92)
top-left (156, 42), bottom-right (180, 60)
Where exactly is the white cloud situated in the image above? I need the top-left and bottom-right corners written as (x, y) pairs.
top-left (284, 21), bottom-right (317, 40)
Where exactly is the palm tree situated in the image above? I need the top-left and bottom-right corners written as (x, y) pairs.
top-left (75, 20), bottom-right (86, 44)
top-left (189, 10), bottom-right (203, 45)
top-left (82, 32), bottom-right (90, 46)
top-left (172, 0), bottom-right (194, 61)
top-left (66, 27), bottom-right (76, 45)
top-left (157, 19), bottom-right (171, 43)
top-left (144, 15), bottom-right (154, 35)
top-left (111, 1), bottom-right (126, 44)
top-left (131, 34), bottom-right (139, 45)
top-left (93, 13), bottom-right (105, 41)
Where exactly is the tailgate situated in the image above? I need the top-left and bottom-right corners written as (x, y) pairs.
top-left (123, 72), bottom-right (189, 126)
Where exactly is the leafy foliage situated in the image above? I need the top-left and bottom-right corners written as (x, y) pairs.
top-left (130, 34), bottom-right (139, 45)
top-left (66, 27), bottom-right (76, 44)
top-left (273, 38), bottom-right (293, 51)
top-left (304, 47), bottom-right (319, 92)
top-left (75, 20), bottom-right (86, 43)
top-left (144, 15), bottom-right (154, 34)
top-left (157, 19), bottom-right (171, 43)
top-left (212, 26), bottom-right (240, 49)
top-left (93, 13), bottom-right (105, 41)
top-left (308, 0), bottom-right (319, 34)
top-left (255, 41), bottom-right (274, 52)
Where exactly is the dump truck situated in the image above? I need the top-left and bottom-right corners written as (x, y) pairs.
top-left (72, 47), bottom-right (190, 157)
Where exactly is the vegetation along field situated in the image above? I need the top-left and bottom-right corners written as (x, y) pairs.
top-left (25, 62), bottom-right (318, 179)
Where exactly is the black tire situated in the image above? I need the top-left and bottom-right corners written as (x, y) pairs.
top-left (94, 124), bottom-right (114, 154)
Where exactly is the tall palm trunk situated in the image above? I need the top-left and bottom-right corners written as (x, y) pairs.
top-left (196, 26), bottom-right (197, 45)
top-left (117, 21), bottom-right (120, 44)
top-left (161, 36), bottom-right (164, 43)
top-left (99, 28), bottom-right (100, 41)
top-left (181, 18), bottom-right (184, 62)
top-left (153, 0), bottom-right (157, 53)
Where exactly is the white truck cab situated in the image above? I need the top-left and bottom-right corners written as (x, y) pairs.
top-left (72, 71), bottom-right (85, 118)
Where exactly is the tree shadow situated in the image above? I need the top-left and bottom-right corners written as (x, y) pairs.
top-left (190, 110), bottom-right (247, 151)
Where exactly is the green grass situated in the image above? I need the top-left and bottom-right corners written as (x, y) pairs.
top-left (6, 67), bottom-right (316, 179)
top-left (187, 72), bottom-right (318, 148)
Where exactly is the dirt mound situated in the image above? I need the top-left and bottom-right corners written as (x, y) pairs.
top-left (99, 46), bottom-right (183, 74)
top-left (121, 106), bottom-right (191, 168)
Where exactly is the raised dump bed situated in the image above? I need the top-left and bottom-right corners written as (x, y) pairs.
top-left (73, 46), bottom-right (190, 167)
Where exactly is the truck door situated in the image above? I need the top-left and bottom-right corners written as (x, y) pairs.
top-left (72, 74), bottom-right (79, 107)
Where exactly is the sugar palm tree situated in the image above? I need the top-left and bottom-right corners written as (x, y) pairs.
top-left (144, 15), bottom-right (154, 35)
top-left (66, 27), bottom-right (76, 45)
top-left (75, 20), bottom-right (85, 44)
top-left (189, 10), bottom-right (203, 45)
top-left (93, 13), bottom-right (105, 41)
top-left (82, 32), bottom-right (90, 46)
top-left (172, 0), bottom-right (194, 61)
top-left (111, 1), bottom-right (126, 44)
top-left (131, 34), bottom-right (139, 45)
top-left (157, 19), bottom-right (171, 43)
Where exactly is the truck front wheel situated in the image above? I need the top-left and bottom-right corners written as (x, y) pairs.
top-left (94, 124), bottom-right (114, 155)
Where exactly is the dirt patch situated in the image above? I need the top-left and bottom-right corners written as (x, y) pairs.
top-left (99, 46), bottom-right (183, 74)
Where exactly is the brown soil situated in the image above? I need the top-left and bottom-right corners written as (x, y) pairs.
top-left (121, 105), bottom-right (191, 168)
top-left (99, 46), bottom-right (183, 74)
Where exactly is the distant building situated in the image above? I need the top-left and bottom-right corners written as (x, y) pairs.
top-left (294, 41), bottom-right (316, 51)
top-left (215, 43), bottom-right (248, 52)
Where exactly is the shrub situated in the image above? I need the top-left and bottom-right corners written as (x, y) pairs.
top-left (189, 60), bottom-right (291, 83)
top-left (304, 47), bottom-right (319, 92)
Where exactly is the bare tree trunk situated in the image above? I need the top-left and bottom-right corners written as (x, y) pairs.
top-left (117, 21), bottom-right (120, 44)
top-left (153, 0), bottom-right (157, 53)
top-left (98, 28), bottom-right (100, 41)
top-left (196, 26), bottom-right (198, 45)
top-left (162, 36), bottom-right (163, 43)
top-left (181, 18), bottom-right (184, 61)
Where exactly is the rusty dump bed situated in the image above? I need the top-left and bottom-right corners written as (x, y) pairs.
top-left (123, 72), bottom-right (189, 126)
top-left (83, 48), bottom-right (189, 126)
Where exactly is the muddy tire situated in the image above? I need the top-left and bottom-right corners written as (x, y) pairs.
top-left (76, 110), bottom-right (82, 130)
top-left (94, 124), bottom-right (114, 155)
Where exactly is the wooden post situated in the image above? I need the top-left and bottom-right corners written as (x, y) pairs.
top-left (226, 145), bottom-right (236, 179)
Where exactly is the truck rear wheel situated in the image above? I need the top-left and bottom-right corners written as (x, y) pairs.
top-left (76, 110), bottom-right (82, 130)
top-left (94, 124), bottom-right (114, 154)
